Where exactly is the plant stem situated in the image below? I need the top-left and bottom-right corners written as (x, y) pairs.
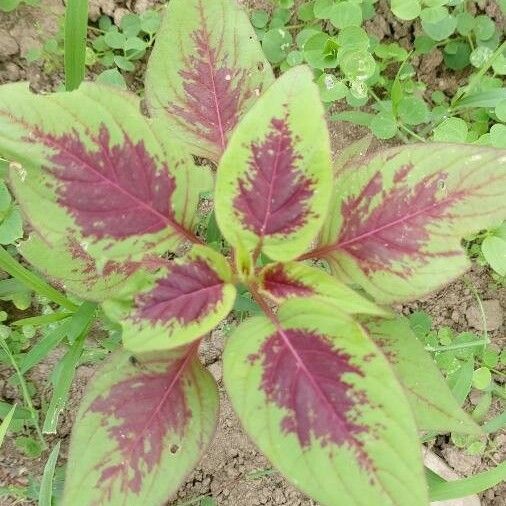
top-left (398, 123), bottom-right (427, 143)
top-left (0, 246), bottom-right (78, 312)
top-left (425, 339), bottom-right (489, 352)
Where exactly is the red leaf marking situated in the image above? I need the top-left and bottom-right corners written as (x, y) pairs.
top-left (35, 125), bottom-right (195, 242)
top-left (167, 0), bottom-right (253, 157)
top-left (304, 164), bottom-right (469, 267)
top-left (89, 351), bottom-right (194, 498)
top-left (136, 258), bottom-right (224, 325)
top-left (67, 239), bottom-right (138, 284)
top-left (336, 167), bottom-right (462, 274)
top-left (234, 117), bottom-right (315, 238)
top-left (250, 328), bottom-right (370, 466)
top-left (262, 264), bottom-right (314, 299)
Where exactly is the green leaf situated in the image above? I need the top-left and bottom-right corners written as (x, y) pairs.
top-left (456, 12), bottom-right (475, 36)
top-left (473, 15), bottom-right (495, 41)
top-left (421, 7), bottom-right (457, 41)
top-left (472, 366), bottom-right (492, 390)
top-left (370, 113), bottom-right (398, 139)
top-left (490, 123), bottom-right (506, 148)
top-left (64, 0), bottom-right (88, 91)
top-left (367, 317), bottom-right (481, 435)
top-left (338, 48), bottom-right (376, 80)
top-left (120, 13), bottom-right (141, 37)
top-left (140, 10), bottom-right (161, 34)
top-left (314, 0), bottom-right (335, 18)
top-left (317, 73), bottom-right (347, 102)
top-left (0, 404), bottom-right (16, 448)
top-left (397, 96), bottom-right (429, 125)
top-left (251, 9), bottom-right (269, 28)
top-left (258, 261), bottom-right (389, 316)
top-left (0, 83), bottom-right (212, 263)
top-left (329, 1), bottom-right (362, 28)
top-left (455, 88), bottom-right (506, 109)
top-left (496, 99), bottom-right (506, 121)
top-left (96, 68), bottom-right (126, 88)
top-left (433, 117), bottom-right (468, 142)
top-left (104, 245), bottom-right (236, 354)
top-left (215, 66), bottom-right (332, 263)
top-left (303, 33), bottom-right (338, 69)
top-left (223, 298), bottom-right (428, 506)
top-left (145, 0), bottom-right (274, 163)
top-left (39, 441), bottom-right (61, 506)
top-left (429, 461), bottom-right (506, 501)
top-left (0, 205), bottom-right (22, 245)
top-left (262, 28), bottom-right (293, 64)
top-left (114, 54), bottom-right (135, 71)
top-left (443, 41), bottom-right (471, 70)
top-left (63, 348), bottom-right (219, 505)
top-left (104, 29), bottom-right (127, 49)
top-left (315, 144), bottom-right (506, 303)
top-left (481, 235), bottom-right (506, 276)
top-left (391, 0), bottom-right (421, 20)
top-left (43, 303), bottom-right (96, 433)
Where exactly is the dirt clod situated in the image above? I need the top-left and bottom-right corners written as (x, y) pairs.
top-left (466, 300), bottom-right (503, 331)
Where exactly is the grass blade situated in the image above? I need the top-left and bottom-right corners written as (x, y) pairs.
top-left (428, 461), bottom-right (506, 501)
top-left (12, 312), bottom-right (72, 327)
top-left (0, 404), bottom-right (16, 448)
top-left (0, 338), bottom-right (45, 446)
top-left (38, 441), bottom-right (61, 506)
top-left (483, 411), bottom-right (506, 434)
top-left (64, 0), bottom-right (89, 90)
top-left (0, 246), bottom-right (78, 312)
top-left (18, 320), bottom-right (72, 375)
top-left (42, 303), bottom-right (96, 433)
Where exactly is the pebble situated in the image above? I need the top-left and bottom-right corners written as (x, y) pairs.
top-left (0, 29), bottom-right (19, 59)
top-left (466, 300), bottom-right (503, 331)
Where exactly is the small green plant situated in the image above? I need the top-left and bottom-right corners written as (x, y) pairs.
top-left (88, 10), bottom-right (161, 88)
top-left (467, 221), bottom-right (506, 279)
top-left (0, 0), bottom-right (505, 505)
top-left (252, 0), bottom-right (506, 145)
top-left (408, 310), bottom-right (505, 453)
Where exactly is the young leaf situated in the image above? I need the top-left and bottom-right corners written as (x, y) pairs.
top-left (104, 245), bottom-right (236, 354)
top-left (63, 347), bottom-right (219, 505)
top-left (311, 144), bottom-right (506, 303)
top-left (366, 317), bottom-right (481, 435)
top-left (145, 0), bottom-right (274, 163)
top-left (258, 261), bottom-right (389, 317)
top-left (224, 298), bottom-right (428, 506)
top-left (19, 234), bottom-right (142, 302)
top-left (215, 66), bottom-right (332, 263)
top-left (0, 83), bottom-right (212, 263)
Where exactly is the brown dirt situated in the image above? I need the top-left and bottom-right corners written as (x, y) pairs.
top-left (0, 1), bottom-right (504, 505)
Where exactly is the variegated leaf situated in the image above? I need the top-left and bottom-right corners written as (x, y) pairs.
top-left (0, 83), bottom-right (213, 263)
top-left (309, 144), bottom-right (506, 302)
top-left (145, 0), bottom-right (273, 162)
top-left (19, 234), bottom-right (143, 302)
top-left (104, 245), bottom-right (236, 353)
top-left (224, 297), bottom-right (428, 506)
top-left (258, 261), bottom-right (389, 317)
top-left (215, 66), bottom-right (332, 263)
top-left (366, 317), bottom-right (481, 435)
top-left (63, 347), bottom-right (218, 506)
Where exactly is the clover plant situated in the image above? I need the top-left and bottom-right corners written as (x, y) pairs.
top-left (0, 0), bottom-right (505, 505)
top-left (253, 0), bottom-right (506, 145)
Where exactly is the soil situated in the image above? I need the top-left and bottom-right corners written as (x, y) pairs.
top-left (0, 1), bottom-right (504, 505)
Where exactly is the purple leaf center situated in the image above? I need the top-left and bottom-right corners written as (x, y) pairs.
top-left (136, 259), bottom-right (225, 326)
top-left (234, 117), bottom-right (315, 238)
